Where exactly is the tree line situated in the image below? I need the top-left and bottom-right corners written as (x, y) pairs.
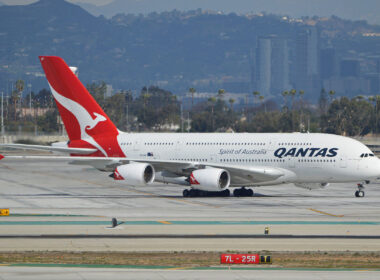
top-left (0, 80), bottom-right (378, 137)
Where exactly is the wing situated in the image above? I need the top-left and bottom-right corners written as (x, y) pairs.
top-left (0, 154), bottom-right (284, 184)
top-left (0, 144), bottom-right (97, 155)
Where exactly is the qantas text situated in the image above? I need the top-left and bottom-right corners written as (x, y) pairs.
top-left (274, 147), bottom-right (338, 159)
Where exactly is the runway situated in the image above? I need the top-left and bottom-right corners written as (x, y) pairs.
top-left (0, 158), bottom-right (380, 252)
top-left (1, 266), bottom-right (380, 280)
top-left (1, 234), bottom-right (380, 239)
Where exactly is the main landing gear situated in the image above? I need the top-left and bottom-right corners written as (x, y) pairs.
top-left (355, 183), bottom-right (365, 197)
top-left (182, 189), bottom-right (230, 197)
top-left (233, 187), bottom-right (254, 197)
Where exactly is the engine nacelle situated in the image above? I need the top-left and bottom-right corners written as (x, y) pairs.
top-left (189, 168), bottom-right (230, 192)
top-left (112, 163), bottom-right (155, 185)
top-left (294, 183), bottom-right (329, 190)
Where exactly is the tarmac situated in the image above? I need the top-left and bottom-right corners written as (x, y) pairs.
top-left (0, 158), bottom-right (379, 252)
top-left (1, 157), bottom-right (380, 278)
top-left (1, 266), bottom-right (380, 280)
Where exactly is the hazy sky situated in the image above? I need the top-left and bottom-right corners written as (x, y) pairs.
top-left (2, 0), bottom-right (379, 24)
top-left (1, 0), bottom-right (112, 5)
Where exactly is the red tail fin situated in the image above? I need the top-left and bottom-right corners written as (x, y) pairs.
top-left (39, 56), bottom-right (125, 158)
top-left (39, 56), bottom-right (118, 142)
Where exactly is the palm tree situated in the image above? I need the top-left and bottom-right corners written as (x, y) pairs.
top-left (328, 90), bottom-right (335, 103)
top-left (252, 91), bottom-right (260, 105)
top-left (229, 98), bottom-right (235, 111)
top-left (189, 87), bottom-right (196, 110)
top-left (369, 96), bottom-right (377, 136)
top-left (15, 80), bottom-right (24, 120)
top-left (299, 90), bottom-right (305, 132)
top-left (356, 95), bottom-right (364, 101)
top-left (376, 96), bottom-right (380, 136)
top-left (208, 96), bottom-right (217, 131)
top-left (11, 90), bottom-right (19, 121)
top-left (299, 90), bottom-right (304, 102)
top-left (142, 93), bottom-right (151, 119)
top-left (217, 89), bottom-right (225, 100)
top-left (259, 95), bottom-right (265, 112)
top-left (290, 89), bottom-right (297, 110)
top-left (15, 80), bottom-right (24, 95)
top-left (282, 91), bottom-right (289, 109)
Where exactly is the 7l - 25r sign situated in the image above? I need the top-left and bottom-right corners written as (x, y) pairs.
top-left (221, 254), bottom-right (259, 264)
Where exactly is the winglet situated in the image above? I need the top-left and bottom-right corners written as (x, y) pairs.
top-left (0, 154), bottom-right (4, 160)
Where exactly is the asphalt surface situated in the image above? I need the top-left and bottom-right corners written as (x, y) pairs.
top-left (0, 159), bottom-right (379, 252)
top-left (0, 266), bottom-right (380, 280)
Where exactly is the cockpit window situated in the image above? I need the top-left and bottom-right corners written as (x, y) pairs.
top-left (361, 153), bottom-right (375, 158)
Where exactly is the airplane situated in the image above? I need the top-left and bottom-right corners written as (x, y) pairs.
top-left (1, 56), bottom-right (379, 198)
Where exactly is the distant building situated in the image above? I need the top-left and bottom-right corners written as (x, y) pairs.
top-left (294, 26), bottom-right (320, 96)
top-left (271, 37), bottom-right (290, 94)
top-left (105, 84), bottom-right (113, 97)
top-left (323, 77), bottom-right (370, 96)
top-left (256, 36), bottom-right (272, 95)
top-left (253, 35), bottom-right (290, 96)
top-left (367, 73), bottom-right (380, 93)
top-left (320, 48), bottom-right (337, 80)
top-left (340, 59), bottom-right (360, 77)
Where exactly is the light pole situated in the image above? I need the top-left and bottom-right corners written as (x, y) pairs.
top-left (1, 91), bottom-right (4, 136)
top-left (28, 83), bottom-right (32, 112)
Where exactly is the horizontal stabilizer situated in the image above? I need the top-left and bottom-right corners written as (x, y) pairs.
top-left (0, 144), bottom-right (97, 155)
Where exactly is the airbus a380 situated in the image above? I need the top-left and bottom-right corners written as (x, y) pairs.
top-left (1, 56), bottom-right (379, 198)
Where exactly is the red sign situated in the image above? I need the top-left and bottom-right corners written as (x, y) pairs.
top-left (221, 254), bottom-right (259, 264)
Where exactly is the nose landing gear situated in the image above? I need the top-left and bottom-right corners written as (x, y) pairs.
top-left (355, 183), bottom-right (365, 197)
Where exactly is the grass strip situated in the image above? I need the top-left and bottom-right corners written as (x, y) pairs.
top-left (0, 251), bottom-right (380, 269)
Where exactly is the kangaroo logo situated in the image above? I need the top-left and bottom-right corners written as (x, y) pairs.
top-left (49, 83), bottom-right (108, 156)
top-left (86, 112), bottom-right (107, 131)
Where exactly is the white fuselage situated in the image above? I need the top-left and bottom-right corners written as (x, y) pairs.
top-left (115, 132), bottom-right (380, 186)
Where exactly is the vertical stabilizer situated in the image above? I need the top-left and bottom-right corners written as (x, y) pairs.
top-left (39, 56), bottom-right (124, 157)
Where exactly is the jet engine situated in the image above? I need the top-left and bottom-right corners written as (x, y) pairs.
top-left (111, 163), bottom-right (155, 185)
top-left (189, 168), bottom-right (230, 192)
top-left (294, 183), bottom-right (329, 190)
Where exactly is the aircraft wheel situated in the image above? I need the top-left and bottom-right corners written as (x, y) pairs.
top-left (183, 189), bottom-right (190, 197)
top-left (233, 189), bottom-right (241, 197)
top-left (247, 189), bottom-right (254, 197)
top-left (223, 189), bottom-right (230, 197)
top-left (199, 190), bottom-right (206, 197)
top-left (189, 189), bottom-right (196, 197)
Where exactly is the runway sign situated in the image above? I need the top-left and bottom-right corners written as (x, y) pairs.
top-left (221, 254), bottom-right (259, 264)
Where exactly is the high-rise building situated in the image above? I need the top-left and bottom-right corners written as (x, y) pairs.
top-left (253, 36), bottom-right (290, 97)
top-left (295, 26), bottom-right (320, 96)
top-left (340, 59), bottom-right (360, 77)
top-left (271, 37), bottom-right (290, 94)
top-left (256, 37), bottom-right (272, 96)
top-left (320, 48), bottom-right (337, 80)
